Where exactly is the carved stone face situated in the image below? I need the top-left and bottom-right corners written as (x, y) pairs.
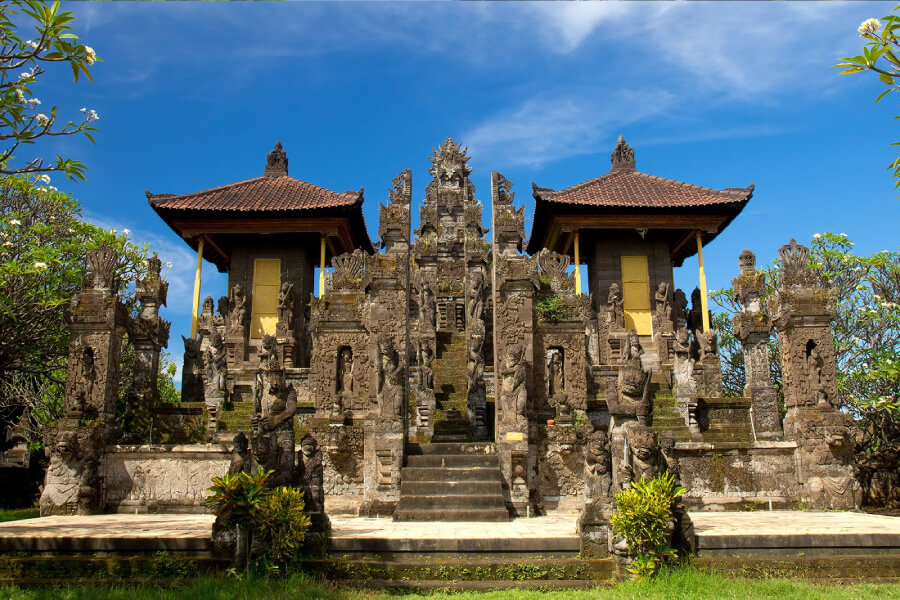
top-left (203, 296), bottom-right (214, 313)
top-left (209, 332), bottom-right (224, 348)
top-left (301, 436), bottom-right (317, 457)
top-left (609, 283), bottom-right (621, 301)
top-left (657, 282), bottom-right (667, 295)
top-left (341, 348), bottom-right (352, 364)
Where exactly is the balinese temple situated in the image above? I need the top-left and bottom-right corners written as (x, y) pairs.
top-left (528, 136), bottom-right (753, 338)
top-left (44, 134), bottom-right (854, 537)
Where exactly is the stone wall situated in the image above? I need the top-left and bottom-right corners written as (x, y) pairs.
top-left (102, 445), bottom-right (230, 513)
top-left (676, 441), bottom-right (800, 509)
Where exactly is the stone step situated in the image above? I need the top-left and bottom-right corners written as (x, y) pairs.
top-left (396, 495), bottom-right (507, 510)
top-left (407, 442), bottom-right (496, 456)
top-left (393, 508), bottom-right (510, 522)
top-left (407, 454), bottom-right (498, 468)
top-left (400, 481), bottom-right (502, 496)
top-left (402, 467), bottom-right (502, 482)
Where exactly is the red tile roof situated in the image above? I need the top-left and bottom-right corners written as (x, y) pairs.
top-left (147, 175), bottom-right (362, 212)
top-left (533, 170), bottom-right (754, 209)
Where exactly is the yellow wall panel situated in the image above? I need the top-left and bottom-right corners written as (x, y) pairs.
top-left (621, 255), bottom-right (651, 335)
top-left (251, 258), bottom-right (281, 338)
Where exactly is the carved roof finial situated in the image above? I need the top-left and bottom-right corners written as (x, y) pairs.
top-left (428, 137), bottom-right (472, 183)
top-left (264, 141), bottom-right (288, 177)
top-left (610, 135), bottom-right (635, 173)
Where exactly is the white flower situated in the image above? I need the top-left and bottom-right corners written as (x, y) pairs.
top-left (37, 174), bottom-right (50, 184)
top-left (122, 228), bottom-right (131, 235)
top-left (28, 98), bottom-right (40, 108)
top-left (85, 109), bottom-right (99, 122)
top-left (165, 262), bottom-right (173, 270)
top-left (881, 302), bottom-right (892, 308)
top-left (47, 185), bottom-right (56, 191)
top-left (28, 40), bottom-right (38, 50)
top-left (14, 89), bottom-right (25, 104)
top-left (873, 294), bottom-right (882, 301)
top-left (2, 241), bottom-right (11, 247)
top-left (840, 232), bottom-right (847, 237)
top-left (33, 262), bottom-right (47, 270)
top-left (18, 72), bottom-right (30, 80)
top-left (813, 233), bottom-right (822, 239)
top-left (9, 219), bottom-right (21, 226)
top-left (859, 18), bottom-right (882, 36)
top-left (110, 229), bottom-right (117, 234)
top-left (36, 113), bottom-right (49, 126)
top-left (857, 284), bottom-right (868, 290)
top-left (83, 46), bottom-right (96, 65)
top-left (80, 107), bottom-right (86, 113)
top-left (67, 228), bottom-right (74, 234)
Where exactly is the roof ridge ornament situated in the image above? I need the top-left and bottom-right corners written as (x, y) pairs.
top-left (610, 135), bottom-right (635, 173)
top-left (264, 141), bottom-right (289, 177)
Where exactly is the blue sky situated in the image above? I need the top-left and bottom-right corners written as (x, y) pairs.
top-left (22, 2), bottom-right (900, 378)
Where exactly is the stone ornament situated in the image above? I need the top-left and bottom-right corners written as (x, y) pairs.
top-left (606, 283), bottom-right (625, 330)
top-left (500, 343), bottom-right (528, 425)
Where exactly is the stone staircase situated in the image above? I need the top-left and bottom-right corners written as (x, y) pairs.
top-left (431, 331), bottom-right (471, 442)
top-left (394, 442), bottom-right (510, 522)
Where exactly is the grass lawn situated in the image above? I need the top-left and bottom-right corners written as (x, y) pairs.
top-left (0, 508), bottom-right (38, 522)
top-left (1, 567), bottom-right (898, 600)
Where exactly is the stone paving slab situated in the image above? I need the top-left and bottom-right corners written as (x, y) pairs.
top-left (0, 514), bottom-right (215, 552)
top-left (690, 511), bottom-right (900, 552)
top-left (329, 514), bottom-right (581, 553)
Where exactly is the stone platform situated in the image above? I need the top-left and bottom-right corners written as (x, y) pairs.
top-left (1, 511), bottom-right (898, 559)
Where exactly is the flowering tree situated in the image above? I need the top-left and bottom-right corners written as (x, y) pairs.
top-left (835, 8), bottom-right (900, 189)
top-left (0, 0), bottom-right (99, 181)
top-left (0, 176), bottom-right (151, 450)
top-left (712, 234), bottom-right (900, 506)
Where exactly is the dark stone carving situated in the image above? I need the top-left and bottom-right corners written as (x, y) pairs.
top-left (276, 282), bottom-right (294, 336)
top-left (610, 135), bottom-right (635, 173)
top-left (264, 141), bottom-right (288, 177)
top-left (296, 433), bottom-right (328, 530)
top-left (607, 331), bottom-right (651, 423)
top-left (252, 364), bottom-right (296, 489)
top-left (228, 432), bottom-right (251, 475)
top-left (375, 334), bottom-right (404, 418)
top-left (548, 348), bottom-right (564, 398)
top-left (500, 343), bottom-right (527, 426)
top-left (181, 335), bottom-right (203, 403)
top-left (204, 331), bottom-right (227, 437)
top-left (653, 282), bottom-right (673, 334)
top-left (227, 284), bottom-right (248, 335)
top-left (606, 283), bottom-right (625, 330)
top-left (672, 288), bottom-right (688, 330)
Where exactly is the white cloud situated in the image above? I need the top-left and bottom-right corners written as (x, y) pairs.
top-left (465, 89), bottom-right (675, 168)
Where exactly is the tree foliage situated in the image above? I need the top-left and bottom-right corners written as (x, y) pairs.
top-left (0, 0), bottom-right (100, 180)
top-left (835, 7), bottom-right (900, 190)
top-left (0, 176), bottom-right (152, 449)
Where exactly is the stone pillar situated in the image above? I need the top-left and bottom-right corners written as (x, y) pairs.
top-left (124, 254), bottom-right (171, 439)
top-left (732, 249), bottom-right (782, 440)
top-left (361, 169), bottom-right (411, 516)
top-left (773, 239), bottom-right (857, 509)
top-left (41, 249), bottom-right (127, 515)
top-left (492, 172), bottom-right (537, 515)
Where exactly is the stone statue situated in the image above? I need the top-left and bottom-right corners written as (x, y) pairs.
top-left (585, 429), bottom-right (612, 501)
top-left (228, 432), bottom-right (251, 475)
top-left (659, 431), bottom-right (680, 484)
top-left (205, 332), bottom-right (227, 395)
top-left (228, 284), bottom-right (248, 334)
top-left (608, 331), bottom-right (651, 424)
top-left (258, 334), bottom-right (279, 371)
top-left (337, 347), bottom-right (353, 397)
top-left (216, 295), bottom-right (230, 329)
top-left (548, 349), bottom-right (564, 397)
top-left (296, 434), bottom-right (325, 521)
top-left (672, 288), bottom-right (688, 330)
top-left (71, 347), bottom-right (95, 417)
top-left (276, 282), bottom-right (294, 333)
top-left (808, 346), bottom-right (829, 407)
top-left (419, 340), bottom-right (434, 392)
top-left (500, 344), bottom-right (527, 425)
top-left (376, 334), bottom-right (404, 418)
top-left (687, 287), bottom-right (703, 335)
top-left (466, 321), bottom-right (485, 395)
top-left (420, 283), bottom-right (436, 331)
top-left (550, 392), bottom-right (573, 424)
top-left (181, 336), bottom-right (204, 403)
top-left (252, 368), bottom-right (297, 488)
top-left (654, 282), bottom-right (673, 333)
top-left (697, 330), bottom-right (718, 363)
top-left (466, 271), bottom-right (485, 324)
top-left (622, 423), bottom-right (659, 487)
top-left (607, 283), bottom-right (625, 329)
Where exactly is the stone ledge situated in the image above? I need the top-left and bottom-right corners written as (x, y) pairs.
top-left (676, 441), bottom-right (797, 451)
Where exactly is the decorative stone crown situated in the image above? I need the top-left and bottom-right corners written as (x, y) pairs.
top-left (610, 135), bottom-right (636, 173)
top-left (428, 137), bottom-right (472, 184)
top-left (738, 249), bottom-right (756, 275)
top-left (779, 239), bottom-right (813, 287)
top-left (86, 248), bottom-right (118, 292)
top-left (264, 141), bottom-right (288, 177)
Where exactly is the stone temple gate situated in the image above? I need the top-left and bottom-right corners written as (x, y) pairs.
top-left (40, 137), bottom-right (858, 555)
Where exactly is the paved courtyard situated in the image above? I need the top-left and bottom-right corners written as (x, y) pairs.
top-left (0, 511), bottom-right (897, 554)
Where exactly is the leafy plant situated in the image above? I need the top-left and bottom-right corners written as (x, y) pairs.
top-left (254, 486), bottom-right (312, 569)
top-left (609, 472), bottom-right (685, 578)
top-left (205, 469), bottom-right (272, 528)
top-left (536, 292), bottom-right (563, 321)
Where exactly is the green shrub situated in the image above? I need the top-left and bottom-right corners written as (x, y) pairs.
top-left (536, 293), bottom-right (563, 321)
top-left (205, 469), bottom-right (271, 527)
top-left (609, 472), bottom-right (685, 577)
top-left (254, 486), bottom-right (312, 569)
